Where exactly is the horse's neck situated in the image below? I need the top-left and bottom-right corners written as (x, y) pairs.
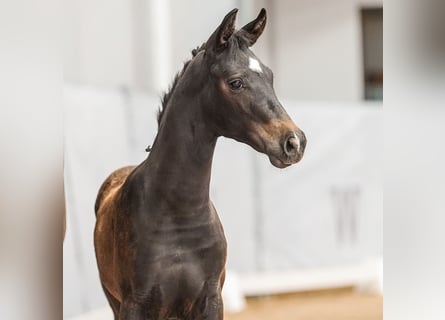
top-left (142, 100), bottom-right (216, 209)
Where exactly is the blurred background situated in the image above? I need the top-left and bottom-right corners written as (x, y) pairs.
top-left (63, 0), bottom-right (382, 319)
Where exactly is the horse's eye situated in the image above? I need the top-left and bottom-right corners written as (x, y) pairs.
top-left (229, 79), bottom-right (243, 90)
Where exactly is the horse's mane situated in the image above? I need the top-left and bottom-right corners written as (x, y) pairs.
top-left (157, 34), bottom-right (249, 127)
top-left (156, 44), bottom-right (206, 126)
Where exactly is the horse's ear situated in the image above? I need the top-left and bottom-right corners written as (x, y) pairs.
top-left (206, 8), bottom-right (238, 54)
top-left (237, 8), bottom-right (267, 47)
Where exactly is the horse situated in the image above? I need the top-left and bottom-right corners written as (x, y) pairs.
top-left (94, 8), bottom-right (306, 320)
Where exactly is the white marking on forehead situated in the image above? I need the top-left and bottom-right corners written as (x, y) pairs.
top-left (249, 57), bottom-right (263, 73)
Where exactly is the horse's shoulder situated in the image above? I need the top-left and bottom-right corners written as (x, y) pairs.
top-left (95, 165), bottom-right (136, 214)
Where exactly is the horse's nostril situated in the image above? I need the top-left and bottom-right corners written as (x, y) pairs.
top-left (284, 136), bottom-right (300, 156)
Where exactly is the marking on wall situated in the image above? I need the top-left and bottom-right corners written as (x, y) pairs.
top-left (331, 185), bottom-right (361, 245)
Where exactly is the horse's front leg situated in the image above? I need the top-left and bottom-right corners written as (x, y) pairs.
top-left (119, 300), bottom-right (147, 320)
top-left (194, 292), bottom-right (224, 320)
top-left (206, 294), bottom-right (224, 320)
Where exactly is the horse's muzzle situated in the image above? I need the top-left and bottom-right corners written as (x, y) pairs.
top-left (268, 130), bottom-right (306, 168)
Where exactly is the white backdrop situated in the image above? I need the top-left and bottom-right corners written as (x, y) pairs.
top-left (63, 84), bottom-right (382, 318)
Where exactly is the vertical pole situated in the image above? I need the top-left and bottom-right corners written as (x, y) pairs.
top-left (132, 0), bottom-right (171, 94)
top-left (252, 153), bottom-right (265, 272)
top-left (236, 0), bottom-right (255, 25)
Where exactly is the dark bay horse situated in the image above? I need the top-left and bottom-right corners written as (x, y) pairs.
top-left (94, 8), bottom-right (306, 320)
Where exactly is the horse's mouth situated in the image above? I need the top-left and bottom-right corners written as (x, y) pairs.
top-left (268, 151), bottom-right (304, 169)
top-left (268, 155), bottom-right (292, 169)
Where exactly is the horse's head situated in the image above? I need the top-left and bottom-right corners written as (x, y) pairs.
top-left (200, 8), bottom-right (306, 168)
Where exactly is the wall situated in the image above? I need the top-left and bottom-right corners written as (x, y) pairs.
top-left (253, 0), bottom-right (383, 101)
top-left (63, 0), bottom-right (135, 87)
top-left (63, 0), bottom-right (382, 99)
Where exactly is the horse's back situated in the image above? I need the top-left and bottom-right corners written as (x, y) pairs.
top-left (95, 165), bottom-right (136, 215)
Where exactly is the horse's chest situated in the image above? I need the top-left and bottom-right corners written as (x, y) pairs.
top-left (129, 224), bottom-right (226, 315)
top-left (132, 219), bottom-right (227, 287)
top-left (147, 222), bottom-right (227, 273)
